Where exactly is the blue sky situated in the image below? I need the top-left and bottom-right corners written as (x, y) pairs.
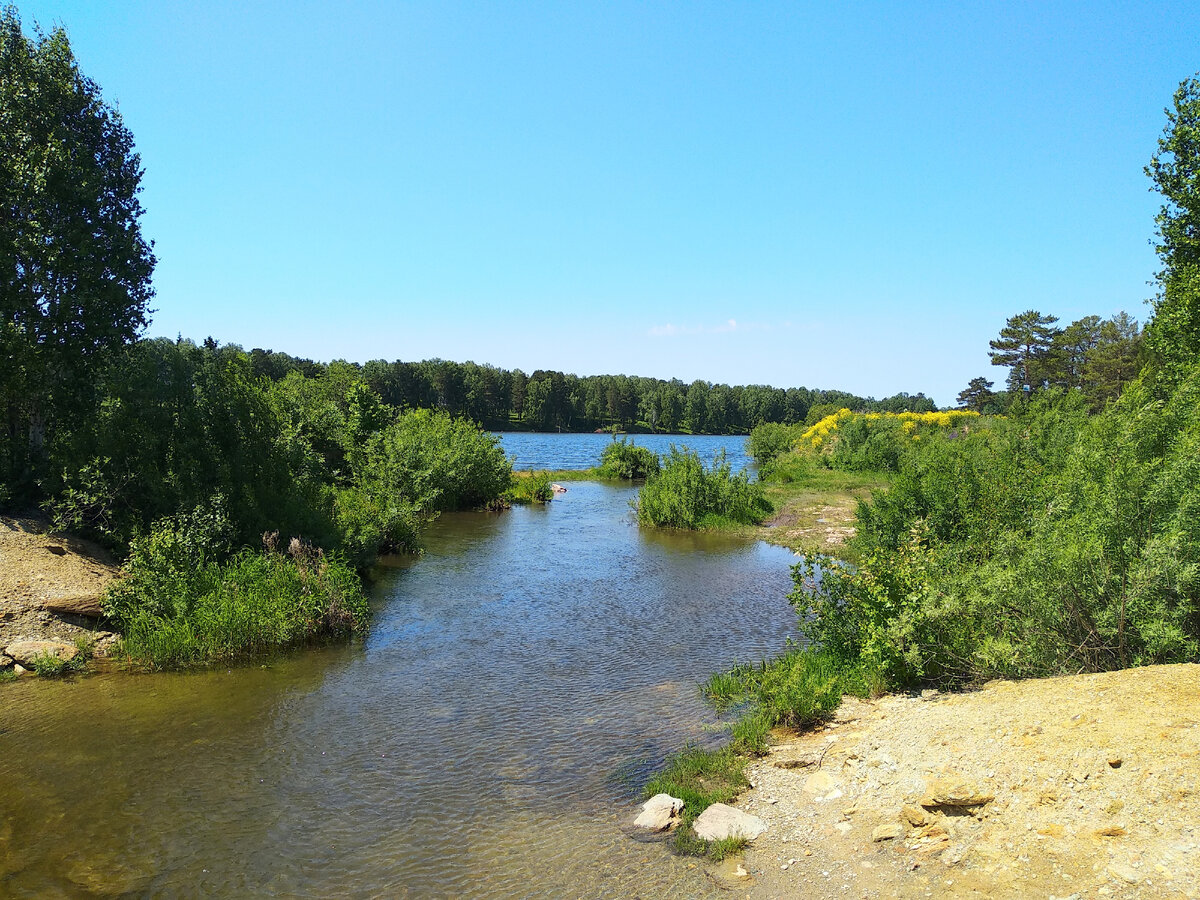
top-left (17, 1), bottom-right (1200, 405)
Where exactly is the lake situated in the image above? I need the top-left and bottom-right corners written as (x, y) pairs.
top-left (0, 437), bottom-right (798, 898)
top-left (497, 432), bottom-right (752, 472)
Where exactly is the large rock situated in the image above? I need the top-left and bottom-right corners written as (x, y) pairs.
top-left (919, 777), bottom-right (994, 808)
top-left (635, 793), bottom-right (684, 831)
top-left (5, 640), bottom-right (78, 667)
top-left (40, 592), bottom-right (104, 618)
top-left (693, 803), bottom-right (768, 842)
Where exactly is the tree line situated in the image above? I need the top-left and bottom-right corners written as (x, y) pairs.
top-left (245, 348), bottom-right (937, 436)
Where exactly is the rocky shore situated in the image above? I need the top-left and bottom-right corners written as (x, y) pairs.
top-left (0, 516), bottom-right (121, 674)
top-left (720, 664), bottom-right (1199, 898)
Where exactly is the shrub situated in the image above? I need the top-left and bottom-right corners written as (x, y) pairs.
top-left (598, 438), bottom-right (660, 479)
top-left (747, 422), bottom-right (797, 465)
top-left (637, 446), bottom-right (770, 529)
top-left (105, 515), bottom-right (368, 669)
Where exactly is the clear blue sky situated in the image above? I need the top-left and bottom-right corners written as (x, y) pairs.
top-left (16, 1), bottom-right (1200, 405)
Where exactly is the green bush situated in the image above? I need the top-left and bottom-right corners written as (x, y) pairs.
top-left (504, 471), bottom-right (555, 504)
top-left (747, 422), bottom-right (797, 465)
top-left (793, 367), bottom-right (1200, 687)
top-left (598, 438), bottom-right (660, 479)
top-left (105, 512), bottom-right (368, 669)
top-left (636, 446), bottom-right (770, 529)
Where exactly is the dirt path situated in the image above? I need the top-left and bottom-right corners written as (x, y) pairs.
top-left (716, 664), bottom-right (1199, 898)
top-left (0, 516), bottom-right (121, 666)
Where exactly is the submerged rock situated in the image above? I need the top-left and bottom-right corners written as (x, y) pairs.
top-left (693, 803), bottom-right (768, 841)
top-left (635, 793), bottom-right (684, 831)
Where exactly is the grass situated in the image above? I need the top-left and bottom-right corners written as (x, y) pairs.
top-left (647, 647), bottom-right (880, 858)
top-left (29, 635), bottom-right (94, 678)
top-left (753, 454), bottom-right (891, 562)
top-left (504, 470), bottom-right (554, 503)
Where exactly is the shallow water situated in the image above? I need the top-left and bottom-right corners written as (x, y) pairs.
top-left (0, 477), bottom-right (797, 898)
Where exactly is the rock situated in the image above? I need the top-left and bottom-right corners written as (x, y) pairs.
top-left (5, 640), bottom-right (78, 667)
top-left (1107, 756), bottom-right (1123, 768)
top-left (804, 771), bottom-right (838, 795)
top-left (901, 804), bottom-right (929, 827)
top-left (1092, 825), bottom-right (1127, 838)
top-left (0, 654), bottom-right (11, 668)
top-left (1106, 862), bottom-right (1140, 884)
top-left (39, 592), bottom-right (104, 618)
top-left (834, 821), bottom-right (852, 834)
top-left (12, 664), bottom-right (28, 675)
top-left (919, 778), bottom-right (994, 808)
top-left (635, 793), bottom-right (683, 831)
top-left (872, 823), bottom-right (905, 842)
top-left (692, 803), bottom-right (768, 842)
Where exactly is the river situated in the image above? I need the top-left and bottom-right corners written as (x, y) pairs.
top-left (0, 435), bottom-right (798, 898)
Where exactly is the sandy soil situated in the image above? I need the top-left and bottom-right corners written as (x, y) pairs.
top-left (0, 516), bottom-right (121, 660)
top-left (711, 664), bottom-right (1200, 899)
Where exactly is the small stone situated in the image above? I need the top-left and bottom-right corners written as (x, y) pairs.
top-left (1107, 756), bottom-right (1123, 769)
top-left (1106, 862), bottom-right (1140, 884)
top-left (1092, 825), bottom-right (1126, 838)
top-left (734, 865), bottom-right (749, 878)
top-left (822, 789), bottom-right (843, 802)
top-left (901, 805), bottom-right (929, 827)
top-left (872, 823), bottom-right (905, 842)
top-left (692, 803), bottom-right (768, 842)
top-left (12, 664), bottom-right (28, 675)
top-left (834, 821), bottom-right (853, 834)
top-left (635, 793), bottom-right (684, 831)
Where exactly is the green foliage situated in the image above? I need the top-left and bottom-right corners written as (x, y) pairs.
top-left (1146, 76), bottom-right (1200, 380)
top-left (1, 9), bottom-right (155, 497)
top-left (747, 422), bottom-right (797, 465)
top-left (795, 365), bottom-right (1200, 687)
top-left (30, 637), bottom-right (92, 678)
top-left (598, 438), bottom-right (660, 479)
top-left (636, 446), bottom-right (770, 530)
top-left (106, 518), bottom-right (368, 670)
top-left (504, 471), bottom-right (555, 504)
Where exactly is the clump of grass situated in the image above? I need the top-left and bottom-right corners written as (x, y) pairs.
top-left (0, 668), bottom-right (17, 684)
top-left (646, 648), bottom-right (879, 858)
top-left (30, 637), bottom-right (92, 678)
top-left (504, 471), bottom-right (554, 504)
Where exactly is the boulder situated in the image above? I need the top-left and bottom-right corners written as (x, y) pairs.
top-left (40, 592), bottom-right (104, 618)
top-left (693, 803), bottom-right (768, 842)
top-left (0, 654), bottom-right (11, 668)
top-left (6, 640), bottom-right (78, 667)
top-left (635, 793), bottom-right (684, 831)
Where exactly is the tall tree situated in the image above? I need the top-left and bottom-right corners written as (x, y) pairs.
top-left (956, 377), bottom-right (995, 412)
top-left (1, 9), bottom-right (155, 493)
top-left (988, 310), bottom-right (1061, 394)
top-left (1146, 76), bottom-right (1200, 376)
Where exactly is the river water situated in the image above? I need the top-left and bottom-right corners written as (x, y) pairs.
top-left (0, 436), bottom-right (799, 898)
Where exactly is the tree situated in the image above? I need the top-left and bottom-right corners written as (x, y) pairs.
top-left (1083, 313), bottom-right (1142, 405)
top-left (1, 9), bottom-right (155, 494)
top-left (1146, 76), bottom-right (1200, 376)
top-left (988, 310), bottom-right (1061, 394)
top-left (956, 377), bottom-right (995, 412)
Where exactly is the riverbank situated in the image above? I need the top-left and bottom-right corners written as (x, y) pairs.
top-left (721, 663), bottom-right (1199, 898)
top-left (0, 516), bottom-right (121, 673)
